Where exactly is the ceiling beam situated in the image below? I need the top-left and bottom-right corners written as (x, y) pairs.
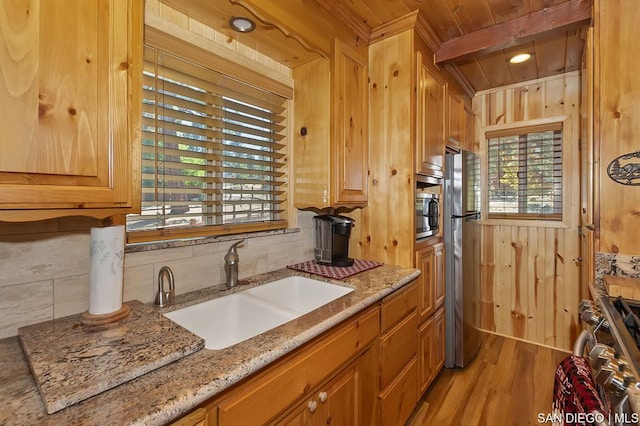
top-left (435, 0), bottom-right (592, 65)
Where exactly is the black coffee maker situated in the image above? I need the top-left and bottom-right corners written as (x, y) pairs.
top-left (313, 215), bottom-right (355, 267)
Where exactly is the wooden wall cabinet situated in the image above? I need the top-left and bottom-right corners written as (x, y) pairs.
top-left (353, 27), bottom-right (470, 266)
top-left (415, 241), bottom-right (445, 394)
top-left (447, 92), bottom-right (463, 151)
top-left (0, 0), bottom-right (143, 221)
top-left (463, 106), bottom-right (474, 152)
top-left (447, 89), bottom-right (474, 153)
top-left (379, 281), bottom-right (418, 425)
top-left (293, 38), bottom-right (368, 209)
top-left (415, 51), bottom-right (446, 179)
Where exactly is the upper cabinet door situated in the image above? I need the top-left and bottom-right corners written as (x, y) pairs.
top-left (447, 92), bottom-right (463, 150)
top-left (415, 51), bottom-right (445, 178)
top-left (293, 38), bottom-right (368, 209)
top-left (331, 39), bottom-right (368, 206)
top-left (463, 105), bottom-right (474, 152)
top-left (0, 0), bottom-right (142, 220)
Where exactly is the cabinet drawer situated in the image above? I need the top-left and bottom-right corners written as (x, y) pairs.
top-left (380, 357), bottom-right (418, 426)
top-left (217, 306), bottom-right (380, 425)
top-left (381, 281), bottom-right (417, 333)
top-left (380, 310), bottom-right (417, 390)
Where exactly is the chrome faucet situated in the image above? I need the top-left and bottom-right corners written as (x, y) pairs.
top-left (224, 239), bottom-right (244, 288)
top-left (155, 266), bottom-right (175, 307)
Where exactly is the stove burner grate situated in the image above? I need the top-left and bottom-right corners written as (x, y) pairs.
top-left (613, 296), bottom-right (640, 348)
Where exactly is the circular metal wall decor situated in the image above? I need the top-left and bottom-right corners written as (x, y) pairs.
top-left (608, 151), bottom-right (640, 185)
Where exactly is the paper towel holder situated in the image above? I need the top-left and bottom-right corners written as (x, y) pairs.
top-left (80, 304), bottom-right (130, 326)
top-left (81, 224), bottom-right (130, 326)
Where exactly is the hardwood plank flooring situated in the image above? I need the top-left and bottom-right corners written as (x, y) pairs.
top-left (407, 333), bottom-right (569, 426)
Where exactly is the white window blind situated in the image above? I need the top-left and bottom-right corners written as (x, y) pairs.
top-left (486, 123), bottom-right (563, 220)
top-left (127, 47), bottom-right (288, 240)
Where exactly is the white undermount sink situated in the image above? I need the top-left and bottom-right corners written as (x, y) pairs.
top-left (164, 276), bottom-right (354, 350)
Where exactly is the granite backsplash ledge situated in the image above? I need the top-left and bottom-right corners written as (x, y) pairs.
top-left (596, 252), bottom-right (640, 280)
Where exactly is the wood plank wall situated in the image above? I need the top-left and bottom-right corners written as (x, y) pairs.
top-left (473, 72), bottom-right (581, 351)
top-left (595, 0), bottom-right (640, 255)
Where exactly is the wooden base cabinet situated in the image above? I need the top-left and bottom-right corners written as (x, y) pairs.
top-left (293, 38), bottom-right (368, 209)
top-left (173, 305), bottom-right (380, 426)
top-left (415, 241), bottom-right (445, 394)
top-left (418, 307), bottom-right (445, 394)
top-left (0, 0), bottom-right (143, 221)
top-left (379, 282), bottom-right (418, 426)
top-left (279, 347), bottom-right (377, 426)
top-left (170, 408), bottom-right (211, 426)
top-left (380, 358), bottom-right (418, 426)
top-left (171, 281), bottom-right (428, 426)
top-left (415, 242), bottom-right (444, 324)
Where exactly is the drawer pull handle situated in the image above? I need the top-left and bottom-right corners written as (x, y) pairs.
top-left (318, 391), bottom-right (328, 403)
top-left (308, 400), bottom-right (318, 413)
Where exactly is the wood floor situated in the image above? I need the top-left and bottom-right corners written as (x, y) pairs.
top-left (407, 333), bottom-right (569, 426)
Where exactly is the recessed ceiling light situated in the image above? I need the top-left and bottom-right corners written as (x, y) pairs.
top-left (509, 53), bottom-right (532, 64)
top-left (229, 16), bottom-right (256, 33)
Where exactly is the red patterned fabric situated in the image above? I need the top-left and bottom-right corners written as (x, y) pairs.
top-left (552, 355), bottom-right (609, 425)
top-left (286, 259), bottom-right (383, 280)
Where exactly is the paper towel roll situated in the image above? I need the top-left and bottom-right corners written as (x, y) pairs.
top-left (89, 225), bottom-right (125, 315)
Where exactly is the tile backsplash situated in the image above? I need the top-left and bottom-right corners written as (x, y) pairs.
top-left (0, 211), bottom-right (317, 339)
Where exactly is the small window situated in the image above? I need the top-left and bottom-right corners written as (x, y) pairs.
top-left (486, 123), bottom-right (563, 220)
top-left (127, 47), bottom-right (289, 242)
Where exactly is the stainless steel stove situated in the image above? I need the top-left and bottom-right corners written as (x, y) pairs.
top-left (578, 296), bottom-right (640, 425)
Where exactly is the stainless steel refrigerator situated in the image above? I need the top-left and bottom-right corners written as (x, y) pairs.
top-left (444, 150), bottom-right (482, 368)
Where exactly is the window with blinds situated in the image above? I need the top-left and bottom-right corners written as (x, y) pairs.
top-left (126, 47), bottom-right (288, 240)
top-left (486, 123), bottom-right (563, 220)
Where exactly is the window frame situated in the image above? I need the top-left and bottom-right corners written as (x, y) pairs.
top-left (126, 27), bottom-right (294, 244)
top-left (481, 117), bottom-right (571, 229)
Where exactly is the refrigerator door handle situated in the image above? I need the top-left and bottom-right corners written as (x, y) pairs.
top-left (451, 212), bottom-right (481, 220)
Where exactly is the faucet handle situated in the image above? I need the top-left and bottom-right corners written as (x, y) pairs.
top-left (225, 239), bottom-right (245, 263)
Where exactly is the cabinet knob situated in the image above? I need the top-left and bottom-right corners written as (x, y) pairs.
top-left (307, 400), bottom-right (318, 413)
top-left (318, 391), bottom-right (328, 403)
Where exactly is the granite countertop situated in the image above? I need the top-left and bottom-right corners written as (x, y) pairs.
top-left (0, 264), bottom-right (420, 425)
top-left (18, 301), bottom-right (204, 415)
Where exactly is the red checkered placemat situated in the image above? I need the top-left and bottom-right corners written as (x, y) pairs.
top-left (286, 259), bottom-right (383, 280)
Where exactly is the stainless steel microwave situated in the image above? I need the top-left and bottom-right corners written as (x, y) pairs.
top-left (416, 192), bottom-right (439, 239)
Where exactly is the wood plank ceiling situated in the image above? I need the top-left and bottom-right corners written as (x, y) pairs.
top-left (316, 0), bottom-right (592, 94)
top-left (156, 0), bottom-right (592, 95)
